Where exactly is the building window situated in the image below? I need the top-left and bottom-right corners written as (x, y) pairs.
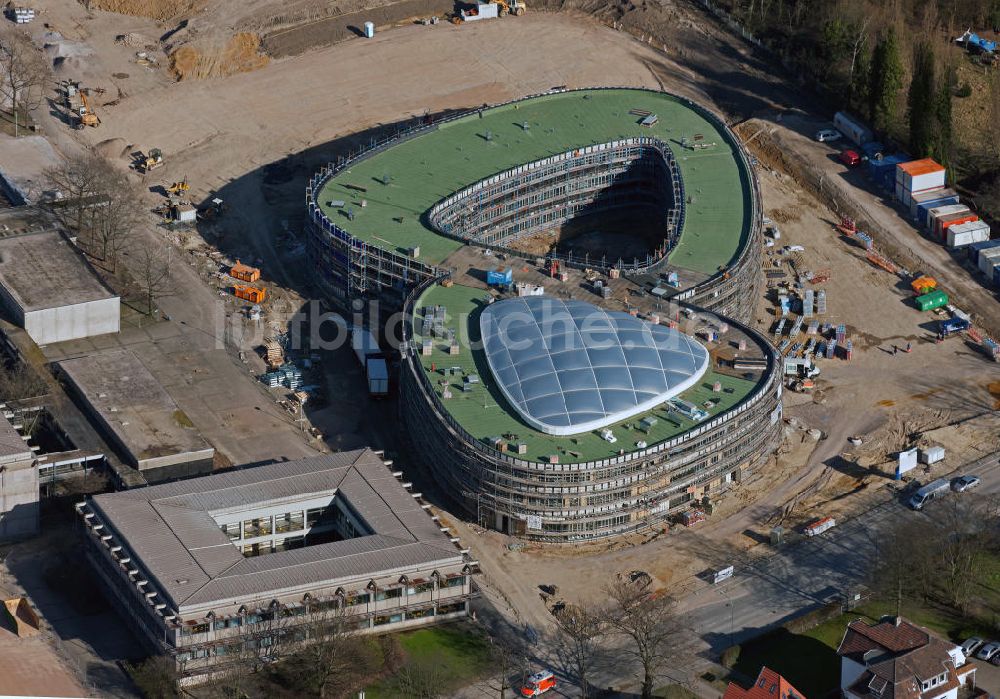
top-left (219, 522), bottom-right (241, 541)
top-left (275, 511), bottom-right (304, 534)
top-left (243, 517), bottom-right (272, 539)
top-left (409, 607), bottom-right (435, 620)
top-left (181, 622), bottom-right (210, 636)
top-left (376, 588), bottom-right (402, 602)
top-left (346, 592), bottom-right (370, 606)
top-left (438, 602), bottom-right (465, 615)
top-left (243, 542), bottom-right (272, 557)
top-left (443, 576), bottom-right (466, 588)
top-left (413, 582), bottom-right (434, 595)
top-left (306, 508), bottom-right (325, 528)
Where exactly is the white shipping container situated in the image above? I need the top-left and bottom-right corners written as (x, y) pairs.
top-left (896, 160), bottom-right (947, 191)
top-left (927, 204), bottom-right (968, 234)
top-left (907, 170), bottom-right (947, 193)
top-left (947, 220), bottom-right (990, 248)
top-left (919, 446), bottom-right (945, 464)
top-left (979, 248), bottom-right (1000, 275)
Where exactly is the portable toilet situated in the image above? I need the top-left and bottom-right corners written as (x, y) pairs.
top-left (363, 21), bottom-right (375, 37)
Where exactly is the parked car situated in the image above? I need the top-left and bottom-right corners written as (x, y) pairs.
top-left (952, 475), bottom-right (981, 492)
top-left (839, 149), bottom-right (862, 167)
top-left (961, 637), bottom-right (985, 657)
top-left (976, 642), bottom-right (1000, 661)
top-left (815, 128), bottom-right (843, 143)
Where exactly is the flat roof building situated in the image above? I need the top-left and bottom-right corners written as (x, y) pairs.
top-left (0, 406), bottom-right (38, 540)
top-left (0, 230), bottom-right (119, 345)
top-left (58, 348), bottom-right (214, 481)
top-left (78, 448), bottom-right (475, 682)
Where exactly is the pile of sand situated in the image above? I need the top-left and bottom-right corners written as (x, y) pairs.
top-left (94, 138), bottom-right (132, 161)
top-left (84, 0), bottom-right (203, 21)
top-left (115, 32), bottom-right (153, 48)
top-left (169, 33), bottom-right (269, 81)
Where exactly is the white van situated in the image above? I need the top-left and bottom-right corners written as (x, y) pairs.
top-left (908, 478), bottom-right (950, 510)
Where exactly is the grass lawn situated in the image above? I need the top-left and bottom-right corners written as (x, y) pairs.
top-left (364, 623), bottom-right (493, 698)
top-left (319, 88), bottom-right (750, 272)
top-left (413, 281), bottom-right (759, 464)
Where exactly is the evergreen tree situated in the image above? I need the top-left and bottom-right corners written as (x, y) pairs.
top-left (907, 40), bottom-right (936, 157)
top-left (934, 64), bottom-right (954, 171)
top-left (868, 27), bottom-right (905, 132)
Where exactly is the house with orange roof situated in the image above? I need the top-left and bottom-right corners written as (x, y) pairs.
top-left (724, 666), bottom-right (807, 699)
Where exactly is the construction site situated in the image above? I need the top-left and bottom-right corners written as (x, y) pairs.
top-left (0, 0), bottom-right (998, 695)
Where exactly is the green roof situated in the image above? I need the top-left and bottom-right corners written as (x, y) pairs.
top-left (318, 88), bottom-right (751, 274)
top-left (412, 282), bottom-right (758, 465)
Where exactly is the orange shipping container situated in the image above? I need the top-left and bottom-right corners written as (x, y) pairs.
top-left (938, 214), bottom-right (978, 235)
top-left (234, 285), bottom-right (266, 303)
top-left (897, 158), bottom-right (945, 177)
top-left (230, 259), bottom-right (261, 283)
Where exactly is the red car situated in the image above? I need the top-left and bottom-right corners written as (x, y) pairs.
top-left (839, 149), bottom-right (861, 167)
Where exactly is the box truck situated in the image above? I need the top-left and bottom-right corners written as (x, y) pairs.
top-left (351, 327), bottom-right (390, 397)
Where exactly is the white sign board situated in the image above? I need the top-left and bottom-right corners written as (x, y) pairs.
top-left (525, 515), bottom-right (542, 531)
top-left (896, 448), bottom-right (918, 480)
top-left (712, 566), bottom-right (734, 584)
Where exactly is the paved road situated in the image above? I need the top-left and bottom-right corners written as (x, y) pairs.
top-left (680, 451), bottom-right (1000, 654)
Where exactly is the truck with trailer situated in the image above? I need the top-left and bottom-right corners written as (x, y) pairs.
top-left (351, 327), bottom-right (390, 397)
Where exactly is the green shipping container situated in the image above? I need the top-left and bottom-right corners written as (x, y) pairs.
top-left (915, 289), bottom-right (949, 311)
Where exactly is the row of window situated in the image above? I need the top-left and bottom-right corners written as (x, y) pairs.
top-left (175, 603), bottom-right (469, 663)
top-left (178, 578), bottom-right (467, 636)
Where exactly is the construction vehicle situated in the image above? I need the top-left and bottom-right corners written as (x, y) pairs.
top-left (496, 0), bottom-right (526, 15)
top-left (139, 149), bottom-right (164, 173)
top-left (166, 179), bottom-right (189, 196)
top-left (77, 90), bottom-right (99, 128)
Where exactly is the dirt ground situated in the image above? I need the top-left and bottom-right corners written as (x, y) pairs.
top-left (0, 628), bottom-right (86, 697)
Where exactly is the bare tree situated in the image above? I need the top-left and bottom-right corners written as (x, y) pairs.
top-left (605, 577), bottom-right (683, 699)
top-left (0, 28), bottom-right (48, 137)
top-left (125, 655), bottom-right (179, 699)
top-left (89, 164), bottom-right (141, 270)
top-left (554, 604), bottom-right (606, 699)
top-left (394, 650), bottom-right (449, 698)
top-left (132, 245), bottom-right (173, 316)
top-left (43, 153), bottom-right (103, 238)
top-left (43, 153), bottom-right (139, 270)
top-left (282, 602), bottom-right (378, 699)
top-left (0, 361), bottom-right (46, 400)
top-left (485, 631), bottom-right (528, 699)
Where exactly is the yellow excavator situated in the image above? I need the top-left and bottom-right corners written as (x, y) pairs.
top-left (78, 90), bottom-right (100, 128)
top-left (166, 179), bottom-right (190, 196)
top-left (140, 148), bottom-right (164, 173)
